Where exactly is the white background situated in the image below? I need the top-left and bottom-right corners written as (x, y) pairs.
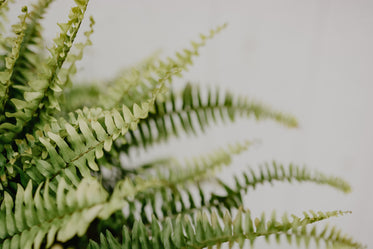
top-left (7, 0), bottom-right (373, 248)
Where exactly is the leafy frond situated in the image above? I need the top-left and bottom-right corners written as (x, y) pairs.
top-left (99, 51), bottom-right (161, 110)
top-left (99, 24), bottom-right (228, 111)
top-left (122, 83), bottom-right (298, 152)
top-left (122, 159), bottom-right (351, 228)
top-left (98, 140), bottom-right (252, 196)
top-left (0, 0), bottom-right (88, 144)
top-left (0, 0), bottom-right (53, 137)
top-left (124, 184), bottom-right (214, 227)
top-left (0, 6), bottom-right (28, 114)
top-left (0, 1), bottom-right (363, 248)
top-left (146, 141), bottom-right (252, 185)
top-left (58, 15), bottom-right (95, 89)
top-left (1, 0), bottom-right (55, 128)
top-left (2, 25), bottom-right (228, 190)
top-left (223, 161), bottom-right (351, 193)
top-left (59, 52), bottom-right (160, 114)
top-left (60, 83), bottom-right (101, 114)
top-left (113, 141), bottom-right (252, 226)
top-left (0, 178), bottom-right (110, 249)
top-left (88, 209), bottom-right (362, 249)
top-left (123, 140), bottom-right (251, 177)
top-left (27, 68), bottom-right (180, 188)
top-left (0, 174), bottom-right (178, 249)
top-left (10, 0), bottom-right (54, 87)
top-left (210, 161), bottom-right (351, 207)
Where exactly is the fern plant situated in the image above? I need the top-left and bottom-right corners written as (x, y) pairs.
top-left (0, 0), bottom-right (365, 249)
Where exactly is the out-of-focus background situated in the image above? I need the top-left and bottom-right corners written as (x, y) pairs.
top-left (7, 0), bottom-right (373, 248)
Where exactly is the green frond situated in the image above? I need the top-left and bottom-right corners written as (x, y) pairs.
top-left (211, 161), bottom-right (351, 206)
top-left (1, 0), bottom-right (55, 118)
top-left (122, 83), bottom-right (298, 152)
top-left (88, 209), bottom-right (362, 249)
top-left (58, 15), bottom-right (95, 89)
top-left (98, 140), bottom-right (252, 195)
top-left (60, 52), bottom-right (158, 114)
top-left (0, 178), bottom-right (110, 249)
top-left (116, 141), bottom-right (252, 226)
top-left (120, 140), bottom-right (250, 175)
top-left (60, 83), bottom-right (101, 114)
top-left (8, 25), bottom-right (227, 188)
top-left (282, 224), bottom-right (365, 249)
top-left (123, 178), bottom-right (246, 229)
top-left (124, 185), bottom-right (214, 227)
top-left (147, 141), bottom-right (253, 185)
top-left (99, 24), bottom-right (228, 110)
top-left (122, 160), bottom-right (350, 228)
top-left (232, 161), bottom-right (350, 192)
top-left (23, 68), bottom-right (175, 188)
top-left (0, 44), bottom-right (182, 190)
top-left (0, 0), bottom-right (88, 144)
top-left (60, 51), bottom-right (165, 114)
top-left (10, 0), bottom-right (54, 86)
top-left (3, 72), bottom-right (168, 189)
top-left (12, 28), bottom-right (230, 188)
top-left (0, 1), bottom-right (364, 248)
top-left (0, 175), bottom-right (175, 249)
top-left (99, 51), bottom-right (161, 110)
top-left (0, 6), bottom-right (28, 114)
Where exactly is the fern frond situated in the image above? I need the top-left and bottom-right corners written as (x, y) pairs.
top-left (0, 46), bottom-right (183, 190)
top-left (103, 145), bottom-right (351, 230)
top-left (2, 26), bottom-right (229, 189)
top-left (282, 224), bottom-right (365, 249)
top-left (0, 0), bottom-right (88, 144)
top-left (58, 15), bottom-right (95, 89)
top-left (0, 174), bottom-right (176, 249)
top-left (122, 160), bottom-right (350, 228)
top-left (60, 83), bottom-right (101, 114)
top-left (88, 209), bottom-right (362, 249)
top-left (60, 52), bottom-right (162, 114)
top-left (210, 162), bottom-right (351, 207)
top-left (0, 6), bottom-right (28, 114)
top-left (99, 51), bottom-right (161, 110)
top-left (10, 0), bottom-right (54, 86)
top-left (1, 0), bottom-right (55, 126)
top-left (22, 75), bottom-right (171, 190)
top-left (226, 161), bottom-right (350, 193)
top-left (99, 140), bottom-right (251, 194)
top-left (120, 140), bottom-right (250, 175)
top-left (124, 178), bottom-right (248, 229)
top-left (100, 24), bottom-right (228, 111)
top-left (148, 141), bottom-right (252, 185)
top-left (122, 83), bottom-right (298, 152)
top-left (0, 178), bottom-right (110, 249)
top-left (0, 0), bottom-right (53, 132)
top-left (60, 52), bottom-right (159, 114)
top-left (125, 185), bottom-right (212, 227)
top-left (0, 0), bottom-right (363, 247)
top-left (14, 29), bottom-right (232, 189)
top-left (0, 8), bottom-right (29, 189)
top-left (114, 141), bottom-right (251, 226)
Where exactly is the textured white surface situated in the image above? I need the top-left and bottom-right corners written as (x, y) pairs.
top-left (7, 0), bottom-right (373, 248)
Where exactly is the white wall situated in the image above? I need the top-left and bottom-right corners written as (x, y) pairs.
top-left (7, 0), bottom-right (373, 248)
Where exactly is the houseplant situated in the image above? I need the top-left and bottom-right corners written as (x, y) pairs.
top-left (0, 0), bottom-right (364, 248)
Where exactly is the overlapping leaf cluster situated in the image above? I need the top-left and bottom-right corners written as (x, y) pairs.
top-left (0, 1), bottom-right (364, 249)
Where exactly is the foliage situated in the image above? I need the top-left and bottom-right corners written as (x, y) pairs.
top-left (0, 0), bottom-right (364, 249)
